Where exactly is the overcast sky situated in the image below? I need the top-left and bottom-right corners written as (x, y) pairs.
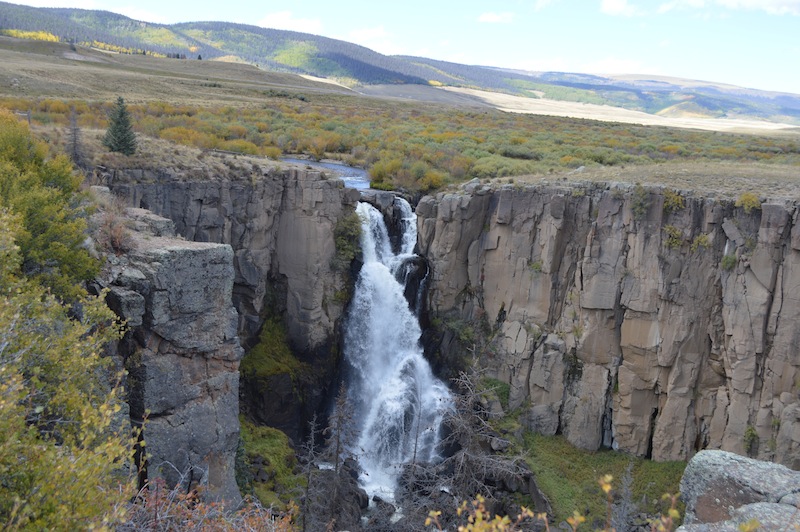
top-left (10, 0), bottom-right (800, 94)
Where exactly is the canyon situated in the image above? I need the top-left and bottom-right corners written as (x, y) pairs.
top-left (104, 164), bottom-right (800, 503)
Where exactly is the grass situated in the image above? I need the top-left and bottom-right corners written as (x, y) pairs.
top-left (239, 417), bottom-right (304, 509)
top-left (240, 318), bottom-right (307, 383)
top-left (482, 377), bottom-right (511, 411)
top-left (522, 433), bottom-right (686, 527)
top-left (3, 36), bottom-right (800, 197)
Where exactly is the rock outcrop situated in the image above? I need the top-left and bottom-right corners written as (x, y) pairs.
top-left (109, 167), bottom-right (360, 440)
top-left (678, 450), bottom-right (800, 530)
top-left (417, 180), bottom-right (800, 468)
top-left (101, 200), bottom-right (243, 505)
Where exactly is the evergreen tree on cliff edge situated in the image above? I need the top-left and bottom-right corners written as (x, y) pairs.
top-left (103, 96), bottom-right (136, 156)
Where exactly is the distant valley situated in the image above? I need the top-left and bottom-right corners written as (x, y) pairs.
top-left (2, 0), bottom-right (800, 127)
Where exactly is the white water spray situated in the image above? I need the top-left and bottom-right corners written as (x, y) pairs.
top-left (344, 200), bottom-right (452, 499)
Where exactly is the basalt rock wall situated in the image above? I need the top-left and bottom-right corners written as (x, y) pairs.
top-left (109, 168), bottom-right (360, 440)
top-left (417, 180), bottom-right (800, 468)
top-left (100, 202), bottom-right (243, 505)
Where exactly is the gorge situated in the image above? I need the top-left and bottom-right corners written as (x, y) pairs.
top-left (104, 164), bottom-right (800, 510)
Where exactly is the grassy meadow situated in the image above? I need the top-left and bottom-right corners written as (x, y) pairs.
top-left (1, 36), bottom-right (799, 196)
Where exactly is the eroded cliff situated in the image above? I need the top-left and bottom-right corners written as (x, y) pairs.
top-left (100, 203), bottom-right (243, 504)
top-left (418, 179), bottom-right (800, 468)
top-left (109, 167), bottom-right (360, 440)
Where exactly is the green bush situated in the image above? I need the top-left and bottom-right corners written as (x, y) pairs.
top-left (735, 192), bottom-right (761, 214)
top-left (631, 184), bottom-right (650, 220)
top-left (481, 377), bottom-right (511, 411)
top-left (690, 233), bottom-right (711, 252)
top-left (721, 254), bottom-right (737, 270)
top-left (663, 225), bottom-right (682, 249)
top-left (0, 109), bottom-right (99, 299)
top-left (0, 210), bottom-right (132, 529)
top-left (663, 189), bottom-right (685, 214)
top-left (332, 210), bottom-right (362, 270)
top-left (240, 318), bottom-right (306, 382)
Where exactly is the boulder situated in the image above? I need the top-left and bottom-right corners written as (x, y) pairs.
top-left (678, 450), bottom-right (800, 530)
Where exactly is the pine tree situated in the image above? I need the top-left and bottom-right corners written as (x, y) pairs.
top-left (103, 96), bottom-right (137, 156)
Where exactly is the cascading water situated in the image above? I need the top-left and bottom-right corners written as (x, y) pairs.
top-left (343, 200), bottom-right (452, 499)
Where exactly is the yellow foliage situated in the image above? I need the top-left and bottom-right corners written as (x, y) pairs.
top-left (0, 29), bottom-right (59, 42)
top-left (735, 192), bottom-right (761, 214)
top-left (0, 210), bottom-right (134, 529)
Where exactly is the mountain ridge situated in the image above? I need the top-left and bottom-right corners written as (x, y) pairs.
top-left (1, 1), bottom-right (799, 124)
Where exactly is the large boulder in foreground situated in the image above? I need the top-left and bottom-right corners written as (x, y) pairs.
top-left (678, 450), bottom-right (800, 531)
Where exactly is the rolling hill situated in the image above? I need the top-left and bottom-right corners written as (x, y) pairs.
top-left (1, 0), bottom-right (799, 125)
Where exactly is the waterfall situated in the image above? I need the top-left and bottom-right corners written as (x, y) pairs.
top-left (343, 200), bottom-right (452, 499)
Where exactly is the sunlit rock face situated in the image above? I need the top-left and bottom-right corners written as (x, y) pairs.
top-left (418, 180), bottom-right (800, 469)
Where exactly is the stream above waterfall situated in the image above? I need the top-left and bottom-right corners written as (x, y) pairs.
top-left (343, 199), bottom-right (452, 500)
top-left (281, 157), bottom-right (370, 189)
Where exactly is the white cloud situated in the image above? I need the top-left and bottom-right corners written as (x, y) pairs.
top-left (717, 0), bottom-right (800, 14)
top-left (477, 12), bottom-right (515, 23)
top-left (601, 0), bottom-right (639, 16)
top-left (658, 0), bottom-right (800, 14)
top-left (658, 0), bottom-right (706, 13)
top-left (534, 0), bottom-right (558, 10)
top-left (258, 11), bottom-right (323, 33)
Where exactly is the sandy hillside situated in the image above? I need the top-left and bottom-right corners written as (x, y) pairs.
top-left (441, 87), bottom-right (800, 135)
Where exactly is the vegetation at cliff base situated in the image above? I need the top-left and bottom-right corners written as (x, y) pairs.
top-left (238, 417), bottom-right (304, 510)
top-left (523, 433), bottom-right (685, 527)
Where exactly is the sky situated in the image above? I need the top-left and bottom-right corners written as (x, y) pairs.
top-left (9, 0), bottom-right (800, 94)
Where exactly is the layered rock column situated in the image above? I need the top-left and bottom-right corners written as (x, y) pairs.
top-left (105, 209), bottom-right (243, 505)
top-left (418, 180), bottom-right (800, 468)
top-left (111, 169), bottom-right (360, 440)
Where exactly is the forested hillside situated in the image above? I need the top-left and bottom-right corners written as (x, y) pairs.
top-left (2, 1), bottom-right (799, 124)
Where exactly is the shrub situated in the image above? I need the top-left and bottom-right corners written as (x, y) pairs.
top-left (690, 233), bottom-right (711, 252)
top-left (0, 210), bottom-right (132, 529)
top-left (735, 192), bottom-right (761, 214)
top-left (663, 225), bottom-right (682, 249)
top-left (332, 211), bottom-right (362, 270)
top-left (663, 189), bottom-right (685, 214)
top-left (744, 425), bottom-right (759, 456)
top-left (631, 183), bottom-right (650, 220)
top-left (482, 377), bottom-right (511, 411)
top-left (721, 254), bottom-right (737, 270)
top-left (0, 109), bottom-right (99, 299)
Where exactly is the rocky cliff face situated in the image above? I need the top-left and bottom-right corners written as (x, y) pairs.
top-left (109, 167), bottom-right (360, 440)
top-left (101, 203), bottom-right (243, 505)
top-left (417, 180), bottom-right (800, 468)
